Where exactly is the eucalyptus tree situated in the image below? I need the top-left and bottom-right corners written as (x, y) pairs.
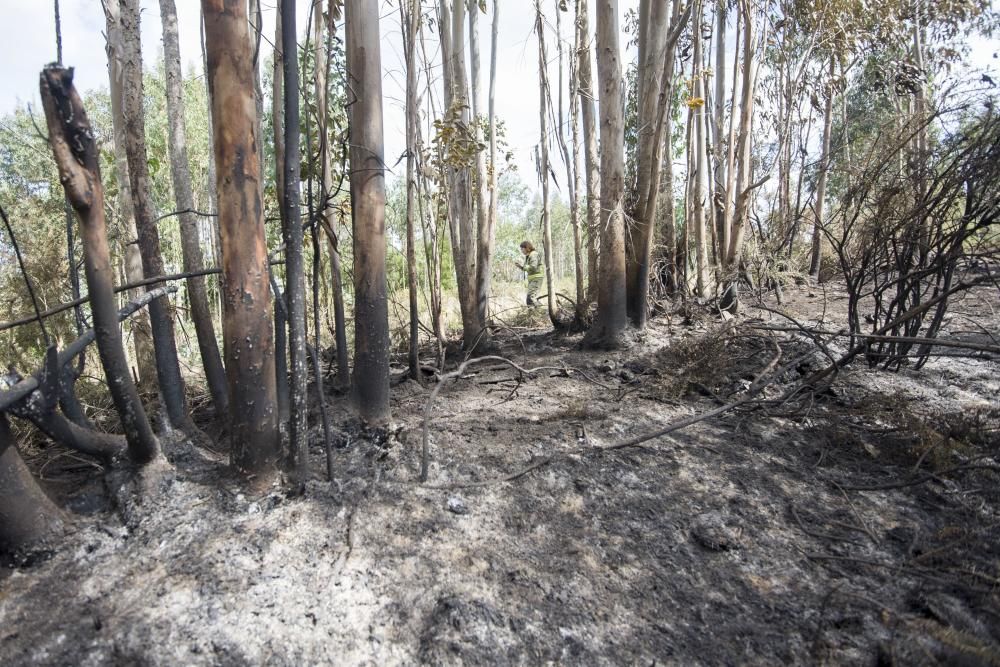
top-left (281, 0), bottom-right (309, 479)
top-left (403, 0), bottom-right (422, 380)
top-left (158, 0), bottom-right (229, 417)
top-left (626, 0), bottom-right (689, 323)
top-left (345, 0), bottom-right (391, 423)
top-left (119, 0), bottom-right (199, 436)
top-left (202, 0), bottom-right (280, 477)
top-left (39, 66), bottom-right (161, 464)
top-left (574, 0), bottom-right (600, 302)
top-left (583, 0), bottom-right (628, 348)
top-left (102, 1), bottom-right (155, 397)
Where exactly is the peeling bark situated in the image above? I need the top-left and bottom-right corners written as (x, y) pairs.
top-left (202, 0), bottom-right (280, 477)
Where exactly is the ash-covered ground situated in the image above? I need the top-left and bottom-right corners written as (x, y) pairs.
top-left (2, 283), bottom-right (999, 665)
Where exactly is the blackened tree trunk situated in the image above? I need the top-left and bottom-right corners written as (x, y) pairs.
top-left (281, 0), bottom-right (309, 481)
top-left (0, 414), bottom-right (64, 555)
top-left (39, 66), bottom-right (160, 464)
top-left (202, 0), bottom-right (280, 478)
top-left (346, 0), bottom-right (391, 424)
top-left (158, 0), bottom-right (229, 418)
top-left (119, 0), bottom-right (197, 435)
top-left (584, 0), bottom-right (628, 348)
top-left (271, 1), bottom-right (290, 422)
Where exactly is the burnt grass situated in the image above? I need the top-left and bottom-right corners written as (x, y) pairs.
top-left (2, 283), bottom-right (999, 665)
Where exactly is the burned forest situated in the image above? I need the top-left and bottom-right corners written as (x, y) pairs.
top-left (1, 0), bottom-right (999, 664)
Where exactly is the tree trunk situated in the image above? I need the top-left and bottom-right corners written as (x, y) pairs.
top-left (567, 4), bottom-right (585, 325)
top-left (281, 0), bottom-right (309, 481)
top-left (0, 414), bottom-right (64, 556)
top-left (575, 0), bottom-right (600, 304)
top-left (404, 0), bottom-right (422, 380)
top-left (809, 56), bottom-right (835, 280)
top-left (346, 0), bottom-right (391, 424)
top-left (39, 66), bottom-right (160, 464)
top-left (159, 0), bottom-right (229, 418)
top-left (119, 0), bottom-right (197, 436)
top-left (691, 0), bottom-right (711, 298)
top-left (535, 1), bottom-right (559, 328)
top-left (103, 2), bottom-right (155, 398)
top-left (471, 0), bottom-right (494, 349)
top-left (485, 0), bottom-right (500, 326)
top-left (584, 0), bottom-right (628, 348)
top-left (271, 0), bottom-right (290, 420)
top-left (313, 3), bottom-right (351, 389)
top-left (440, 0), bottom-right (480, 350)
top-left (202, 0), bottom-right (280, 478)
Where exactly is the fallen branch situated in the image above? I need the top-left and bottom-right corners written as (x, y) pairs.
top-left (420, 343), bottom-right (791, 489)
top-left (0, 285), bottom-right (178, 412)
top-left (748, 323), bottom-right (1000, 357)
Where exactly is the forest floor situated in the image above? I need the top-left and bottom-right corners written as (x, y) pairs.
top-left (1, 281), bottom-right (999, 665)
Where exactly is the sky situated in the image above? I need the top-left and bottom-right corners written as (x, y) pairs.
top-left (0, 0), bottom-right (641, 189)
top-left (1, 2), bottom-right (995, 192)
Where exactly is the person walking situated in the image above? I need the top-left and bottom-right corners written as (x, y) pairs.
top-left (517, 241), bottom-right (544, 306)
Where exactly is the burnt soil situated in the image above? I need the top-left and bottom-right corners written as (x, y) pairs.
top-left (2, 282), bottom-right (999, 665)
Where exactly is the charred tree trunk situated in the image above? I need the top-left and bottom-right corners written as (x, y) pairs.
top-left (346, 0), bottom-right (391, 424)
top-left (202, 0), bottom-right (280, 478)
top-left (0, 414), bottom-right (64, 556)
top-left (281, 0), bottom-right (309, 481)
top-left (39, 66), bottom-right (160, 464)
top-left (119, 0), bottom-right (197, 435)
top-left (159, 0), bottom-right (229, 418)
top-left (584, 0), bottom-right (628, 348)
top-left (271, 1), bottom-right (290, 421)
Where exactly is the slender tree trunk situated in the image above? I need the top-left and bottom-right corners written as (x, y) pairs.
top-left (270, 0), bottom-right (290, 420)
top-left (567, 8), bottom-right (585, 325)
top-left (103, 2), bottom-right (155, 397)
top-left (809, 56), bottom-right (835, 280)
top-left (584, 0), bottom-right (627, 348)
top-left (120, 0), bottom-right (197, 435)
top-left (440, 0), bottom-right (480, 350)
top-left (486, 0), bottom-right (500, 323)
top-left (159, 0), bottom-right (229, 418)
top-left (281, 0), bottom-right (308, 480)
top-left (471, 0), bottom-right (494, 348)
top-left (40, 66), bottom-right (160, 464)
top-left (346, 0), bottom-right (390, 424)
top-left (202, 0), bottom-right (280, 478)
top-left (575, 0), bottom-right (600, 304)
top-left (535, 0), bottom-right (558, 327)
top-left (403, 0), bottom-right (421, 380)
top-left (313, 3), bottom-right (350, 388)
top-left (691, 0), bottom-right (711, 298)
